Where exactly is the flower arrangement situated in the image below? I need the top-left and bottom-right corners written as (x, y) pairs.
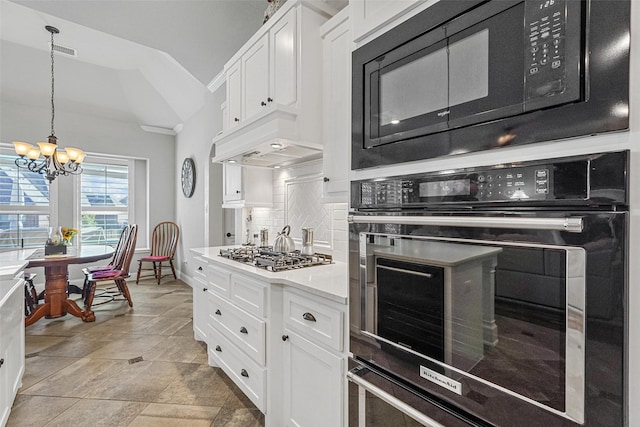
top-left (61, 227), bottom-right (79, 245)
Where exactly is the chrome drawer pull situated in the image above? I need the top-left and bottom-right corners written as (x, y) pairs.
top-left (302, 312), bottom-right (317, 322)
top-left (215, 309), bottom-right (221, 315)
top-left (240, 326), bottom-right (248, 334)
top-left (241, 369), bottom-right (249, 378)
top-left (215, 345), bottom-right (222, 352)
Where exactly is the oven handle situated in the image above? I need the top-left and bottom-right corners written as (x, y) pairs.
top-left (347, 369), bottom-right (446, 427)
top-left (349, 215), bottom-right (583, 233)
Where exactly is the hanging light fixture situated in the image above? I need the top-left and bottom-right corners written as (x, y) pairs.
top-left (12, 25), bottom-right (85, 183)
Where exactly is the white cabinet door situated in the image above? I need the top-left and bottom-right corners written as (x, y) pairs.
top-left (351, 0), bottom-right (426, 42)
top-left (282, 330), bottom-right (344, 427)
top-left (0, 279), bottom-right (25, 427)
top-left (226, 59), bottom-right (242, 129)
top-left (269, 8), bottom-right (297, 107)
top-left (321, 10), bottom-right (351, 202)
top-left (193, 281), bottom-right (208, 342)
top-left (223, 162), bottom-right (243, 203)
top-left (243, 34), bottom-right (270, 120)
top-left (222, 165), bottom-right (273, 208)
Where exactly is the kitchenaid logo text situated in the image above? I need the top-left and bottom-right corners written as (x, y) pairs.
top-left (420, 366), bottom-right (462, 395)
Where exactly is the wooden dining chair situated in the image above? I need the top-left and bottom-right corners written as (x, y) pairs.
top-left (81, 224), bottom-right (132, 300)
top-left (82, 224), bottom-right (138, 321)
top-left (136, 221), bottom-right (179, 285)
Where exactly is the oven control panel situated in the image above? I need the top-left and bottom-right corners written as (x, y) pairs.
top-left (356, 165), bottom-right (551, 208)
top-left (351, 152), bottom-right (632, 209)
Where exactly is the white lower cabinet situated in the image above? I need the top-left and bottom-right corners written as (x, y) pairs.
top-left (0, 273), bottom-right (25, 427)
top-left (282, 330), bottom-right (344, 427)
top-left (197, 262), bottom-right (348, 427)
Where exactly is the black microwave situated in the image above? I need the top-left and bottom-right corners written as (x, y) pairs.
top-left (352, 0), bottom-right (630, 170)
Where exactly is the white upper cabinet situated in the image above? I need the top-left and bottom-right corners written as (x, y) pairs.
top-left (213, 0), bottom-right (336, 166)
top-left (321, 7), bottom-right (351, 203)
top-left (226, 59), bottom-right (242, 130)
top-left (242, 35), bottom-right (270, 121)
top-left (269, 10), bottom-right (297, 108)
top-left (222, 163), bottom-right (273, 208)
top-left (351, 0), bottom-right (428, 43)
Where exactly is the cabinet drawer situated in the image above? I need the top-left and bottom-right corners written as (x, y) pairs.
top-left (208, 326), bottom-right (266, 412)
top-left (193, 256), bottom-right (208, 283)
top-left (284, 290), bottom-right (344, 352)
top-left (207, 291), bottom-right (266, 366)
top-left (208, 266), bottom-right (231, 297)
top-left (230, 273), bottom-right (267, 317)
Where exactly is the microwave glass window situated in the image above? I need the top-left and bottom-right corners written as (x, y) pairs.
top-left (380, 49), bottom-right (448, 126)
top-left (379, 29), bottom-right (490, 128)
top-left (448, 29), bottom-right (489, 107)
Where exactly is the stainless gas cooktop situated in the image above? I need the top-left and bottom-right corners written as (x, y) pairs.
top-left (219, 246), bottom-right (332, 272)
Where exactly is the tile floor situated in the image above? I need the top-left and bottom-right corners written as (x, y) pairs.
top-left (8, 276), bottom-right (264, 427)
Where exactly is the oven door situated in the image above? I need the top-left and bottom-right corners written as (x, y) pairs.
top-left (349, 211), bottom-right (626, 426)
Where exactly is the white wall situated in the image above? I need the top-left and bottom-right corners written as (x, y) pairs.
top-left (174, 87), bottom-right (226, 279)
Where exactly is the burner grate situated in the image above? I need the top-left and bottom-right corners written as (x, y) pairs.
top-left (219, 247), bottom-right (332, 271)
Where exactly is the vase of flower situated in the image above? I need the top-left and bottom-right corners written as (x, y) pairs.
top-left (61, 227), bottom-right (79, 246)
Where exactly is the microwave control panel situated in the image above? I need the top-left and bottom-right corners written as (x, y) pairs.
top-left (355, 165), bottom-right (552, 208)
top-left (523, 0), bottom-right (579, 104)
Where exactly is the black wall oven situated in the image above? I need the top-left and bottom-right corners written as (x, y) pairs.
top-left (348, 151), bottom-right (628, 426)
top-left (351, 0), bottom-right (630, 169)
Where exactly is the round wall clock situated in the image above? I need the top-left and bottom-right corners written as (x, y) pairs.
top-left (181, 157), bottom-right (196, 198)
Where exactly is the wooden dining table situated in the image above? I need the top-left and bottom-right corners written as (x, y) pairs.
top-left (25, 244), bottom-right (114, 326)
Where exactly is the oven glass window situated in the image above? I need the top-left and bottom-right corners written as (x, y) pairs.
top-left (358, 235), bottom-right (579, 415)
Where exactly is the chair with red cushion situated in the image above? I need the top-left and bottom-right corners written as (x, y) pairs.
top-left (82, 224), bottom-right (138, 321)
top-left (80, 225), bottom-right (133, 300)
top-left (136, 221), bottom-right (179, 285)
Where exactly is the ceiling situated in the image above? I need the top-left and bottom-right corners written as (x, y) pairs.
top-left (0, 0), bottom-right (279, 134)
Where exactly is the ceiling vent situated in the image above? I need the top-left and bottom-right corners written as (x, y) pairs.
top-left (49, 42), bottom-right (77, 57)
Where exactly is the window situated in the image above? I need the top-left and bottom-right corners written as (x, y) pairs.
top-left (79, 159), bottom-right (130, 246)
top-left (0, 151), bottom-right (51, 248)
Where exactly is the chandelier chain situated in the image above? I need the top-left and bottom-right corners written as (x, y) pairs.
top-left (50, 29), bottom-right (55, 137)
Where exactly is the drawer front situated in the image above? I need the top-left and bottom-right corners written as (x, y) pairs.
top-left (230, 273), bottom-right (267, 317)
top-left (193, 256), bottom-right (208, 283)
top-left (284, 290), bottom-right (344, 352)
top-left (208, 291), bottom-right (266, 366)
top-left (208, 266), bottom-right (231, 297)
top-left (208, 326), bottom-right (266, 412)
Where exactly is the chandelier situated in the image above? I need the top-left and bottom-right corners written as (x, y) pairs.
top-left (12, 26), bottom-right (85, 183)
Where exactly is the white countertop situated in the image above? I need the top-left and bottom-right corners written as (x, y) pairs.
top-left (0, 248), bottom-right (34, 280)
top-left (190, 246), bottom-right (349, 304)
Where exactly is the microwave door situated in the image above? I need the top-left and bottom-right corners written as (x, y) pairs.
top-left (446, 2), bottom-right (525, 130)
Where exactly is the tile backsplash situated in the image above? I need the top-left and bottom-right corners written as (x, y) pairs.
top-left (243, 160), bottom-right (348, 262)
